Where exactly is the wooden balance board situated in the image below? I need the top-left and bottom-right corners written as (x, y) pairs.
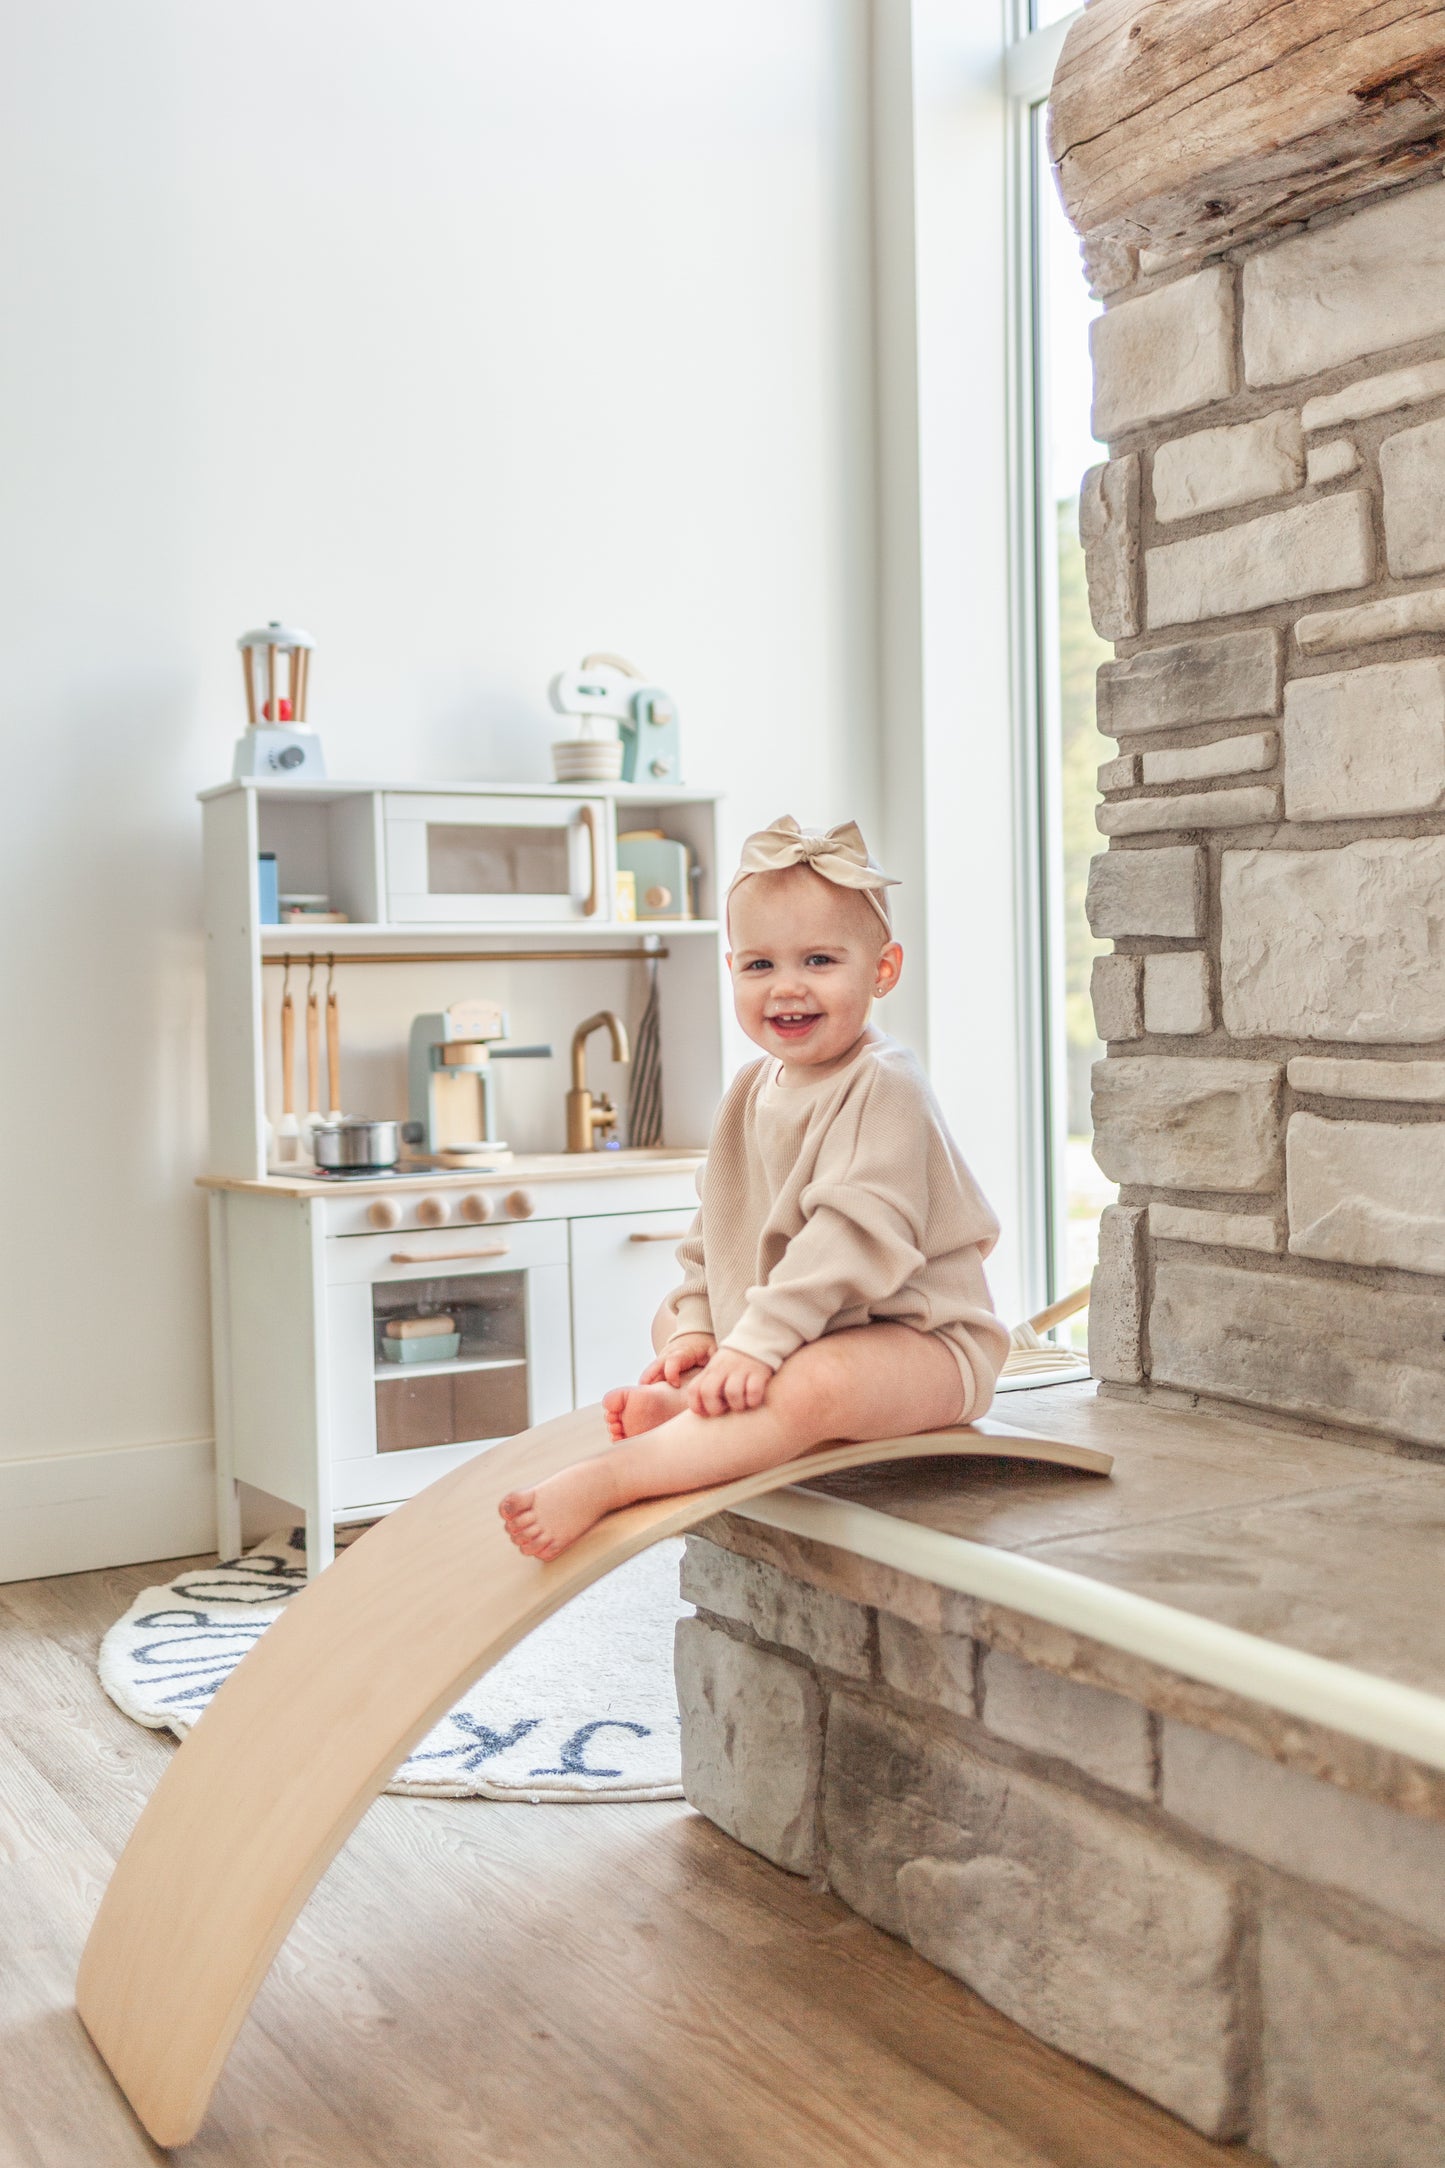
top-left (75, 1403), bottom-right (1112, 2147)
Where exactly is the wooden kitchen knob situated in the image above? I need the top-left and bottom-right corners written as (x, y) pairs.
top-left (459, 1192), bottom-right (493, 1223)
top-left (415, 1196), bottom-right (449, 1227)
top-left (644, 884), bottom-right (673, 910)
top-left (366, 1199), bottom-right (402, 1230)
top-left (504, 1189), bottom-right (535, 1219)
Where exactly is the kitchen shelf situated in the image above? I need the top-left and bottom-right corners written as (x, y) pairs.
top-left (201, 777), bottom-right (722, 804)
top-left (260, 921), bottom-right (716, 942)
top-left (374, 1353), bottom-right (528, 1382)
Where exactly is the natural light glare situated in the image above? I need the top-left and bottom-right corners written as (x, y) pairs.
top-left (1034, 114), bottom-right (1117, 1334)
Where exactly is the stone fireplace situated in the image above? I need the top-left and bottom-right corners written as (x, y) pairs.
top-left (674, 10), bottom-right (1445, 2165)
top-left (1064, 3), bottom-right (1445, 1447)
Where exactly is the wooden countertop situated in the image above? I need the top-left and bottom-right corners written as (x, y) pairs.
top-left (197, 1148), bottom-right (706, 1198)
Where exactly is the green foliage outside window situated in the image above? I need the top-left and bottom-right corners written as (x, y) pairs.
top-left (1057, 495), bottom-right (1112, 1137)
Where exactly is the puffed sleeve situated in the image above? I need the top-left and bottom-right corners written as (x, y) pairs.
top-left (718, 1069), bottom-right (930, 1368)
top-left (665, 1197), bottom-right (714, 1341)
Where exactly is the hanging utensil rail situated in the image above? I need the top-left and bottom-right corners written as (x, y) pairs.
top-left (261, 946), bottom-right (671, 967)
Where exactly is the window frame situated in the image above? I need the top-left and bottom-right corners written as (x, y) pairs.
top-left (869, 2), bottom-right (1083, 1327)
top-left (1008, 8), bottom-right (1087, 1310)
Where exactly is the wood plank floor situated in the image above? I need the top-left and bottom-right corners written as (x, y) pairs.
top-left (0, 1555), bottom-right (1263, 2168)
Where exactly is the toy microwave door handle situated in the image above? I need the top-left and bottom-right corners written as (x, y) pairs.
top-left (579, 804), bottom-right (602, 917)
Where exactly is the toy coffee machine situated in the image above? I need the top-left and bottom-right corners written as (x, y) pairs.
top-left (404, 1001), bottom-right (552, 1166)
top-left (233, 621), bottom-right (326, 779)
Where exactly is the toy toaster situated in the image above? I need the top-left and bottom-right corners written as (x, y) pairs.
top-left (616, 830), bottom-right (695, 920)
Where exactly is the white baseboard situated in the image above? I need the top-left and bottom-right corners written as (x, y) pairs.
top-left (0, 1437), bottom-right (216, 1585)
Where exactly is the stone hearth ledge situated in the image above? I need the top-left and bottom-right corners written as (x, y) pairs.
top-left (689, 1383), bottom-right (1445, 1822)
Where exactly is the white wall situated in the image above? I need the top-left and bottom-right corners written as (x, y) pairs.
top-left (0, 1), bottom-right (879, 1542)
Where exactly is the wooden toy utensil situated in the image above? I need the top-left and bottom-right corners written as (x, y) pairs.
top-left (325, 957), bottom-right (342, 1120)
top-left (277, 960), bottom-right (300, 1162)
top-left (303, 961), bottom-right (321, 1157)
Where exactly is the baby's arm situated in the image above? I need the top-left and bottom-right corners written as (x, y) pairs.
top-left (648, 1207), bottom-right (717, 1383)
top-left (687, 1343), bottom-right (771, 1413)
top-left (719, 1111), bottom-right (928, 1376)
top-left (642, 1333), bottom-right (716, 1388)
top-left (684, 1195), bottom-right (914, 1414)
top-left (736, 1186), bottom-right (920, 1362)
top-left (681, 1104), bottom-right (928, 1414)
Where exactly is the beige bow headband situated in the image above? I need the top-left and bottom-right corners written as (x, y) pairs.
top-left (727, 815), bottom-right (900, 935)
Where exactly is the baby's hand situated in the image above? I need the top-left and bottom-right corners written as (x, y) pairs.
top-left (641, 1333), bottom-right (717, 1388)
top-left (688, 1345), bottom-right (772, 1416)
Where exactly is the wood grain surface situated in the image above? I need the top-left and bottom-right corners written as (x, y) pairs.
top-left (74, 1407), bottom-right (1109, 2148)
top-left (0, 1526), bottom-right (1281, 2168)
top-left (1049, 0), bottom-right (1445, 284)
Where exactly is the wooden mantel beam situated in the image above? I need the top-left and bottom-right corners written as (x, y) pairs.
top-left (1049, 0), bottom-right (1445, 287)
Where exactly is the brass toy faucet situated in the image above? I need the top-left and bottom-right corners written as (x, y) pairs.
top-left (566, 1010), bottom-right (631, 1151)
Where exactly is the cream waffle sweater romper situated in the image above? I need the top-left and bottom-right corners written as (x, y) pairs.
top-left (665, 1033), bottom-right (1010, 1421)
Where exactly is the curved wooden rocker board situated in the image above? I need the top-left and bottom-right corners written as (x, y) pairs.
top-left (76, 1403), bottom-right (1111, 2147)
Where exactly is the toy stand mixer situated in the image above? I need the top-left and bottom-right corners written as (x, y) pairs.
top-left (547, 652), bottom-right (681, 784)
top-left (404, 1001), bottom-right (552, 1166)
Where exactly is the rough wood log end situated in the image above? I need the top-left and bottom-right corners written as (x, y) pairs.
top-left (1051, 0), bottom-right (1445, 278)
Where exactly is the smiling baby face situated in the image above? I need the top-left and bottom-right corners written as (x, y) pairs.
top-left (726, 865), bottom-right (903, 1078)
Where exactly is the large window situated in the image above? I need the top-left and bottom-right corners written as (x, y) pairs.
top-left (869, 6), bottom-right (1117, 1333)
top-left (1009, 10), bottom-right (1115, 1338)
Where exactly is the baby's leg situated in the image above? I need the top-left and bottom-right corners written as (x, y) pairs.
top-left (601, 1298), bottom-right (691, 1439)
top-left (602, 1379), bottom-right (688, 1440)
top-left (501, 1324), bottom-right (963, 1560)
top-left (601, 1295), bottom-right (707, 1440)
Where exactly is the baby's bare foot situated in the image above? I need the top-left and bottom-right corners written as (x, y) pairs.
top-left (602, 1381), bottom-right (688, 1442)
top-left (498, 1459), bottom-right (623, 1562)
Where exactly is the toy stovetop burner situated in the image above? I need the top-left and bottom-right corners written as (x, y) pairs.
top-left (233, 620), bottom-right (326, 779)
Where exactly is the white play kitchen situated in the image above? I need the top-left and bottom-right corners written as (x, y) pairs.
top-left (203, 634), bottom-right (725, 1572)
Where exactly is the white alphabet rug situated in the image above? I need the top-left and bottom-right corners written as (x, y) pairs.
top-left (99, 1531), bottom-right (688, 1802)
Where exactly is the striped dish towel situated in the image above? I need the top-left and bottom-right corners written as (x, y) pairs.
top-left (628, 957), bottom-right (663, 1146)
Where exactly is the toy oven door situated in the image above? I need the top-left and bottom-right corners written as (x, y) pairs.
top-left (383, 794), bottom-right (605, 923)
top-left (324, 1218), bottom-right (573, 1512)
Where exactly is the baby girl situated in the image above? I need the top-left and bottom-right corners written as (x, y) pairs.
top-left (499, 814), bottom-right (1009, 1560)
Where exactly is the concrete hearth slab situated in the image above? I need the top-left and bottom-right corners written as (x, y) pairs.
top-left (1019, 1475), bottom-right (1445, 1693)
top-left (809, 1385), bottom-right (1445, 1689)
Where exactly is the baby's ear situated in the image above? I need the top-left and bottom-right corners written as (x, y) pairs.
top-left (875, 940), bottom-right (904, 995)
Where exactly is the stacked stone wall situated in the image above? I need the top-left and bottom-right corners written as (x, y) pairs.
top-left (1081, 170), bottom-right (1445, 1449)
top-left (679, 1529), bottom-right (1445, 2165)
